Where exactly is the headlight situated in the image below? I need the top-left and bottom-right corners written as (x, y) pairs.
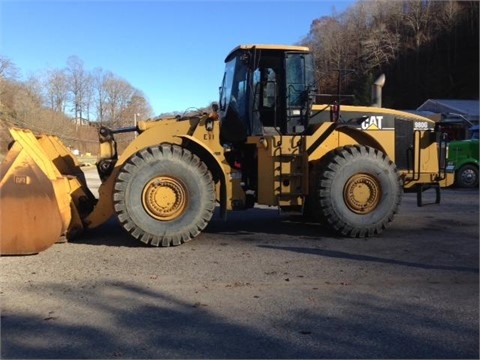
top-left (446, 163), bottom-right (456, 173)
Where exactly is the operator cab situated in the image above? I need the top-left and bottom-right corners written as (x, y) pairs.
top-left (219, 44), bottom-right (316, 144)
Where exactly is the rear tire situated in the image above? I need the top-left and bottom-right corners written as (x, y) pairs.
top-left (311, 145), bottom-right (402, 237)
top-left (455, 164), bottom-right (478, 188)
top-left (114, 144), bottom-right (215, 246)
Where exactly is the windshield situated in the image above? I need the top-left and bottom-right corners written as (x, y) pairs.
top-left (219, 55), bottom-right (249, 123)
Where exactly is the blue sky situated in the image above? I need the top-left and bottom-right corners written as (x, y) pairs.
top-left (1, 0), bottom-right (354, 116)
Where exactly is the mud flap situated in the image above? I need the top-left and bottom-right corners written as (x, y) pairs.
top-left (416, 183), bottom-right (441, 207)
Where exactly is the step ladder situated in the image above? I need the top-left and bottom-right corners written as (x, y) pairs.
top-left (273, 138), bottom-right (308, 214)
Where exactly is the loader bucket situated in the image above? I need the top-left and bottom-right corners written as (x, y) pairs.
top-left (0, 128), bottom-right (96, 255)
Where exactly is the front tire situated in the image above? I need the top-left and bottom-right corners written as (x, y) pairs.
top-left (311, 145), bottom-right (402, 237)
top-left (114, 144), bottom-right (215, 246)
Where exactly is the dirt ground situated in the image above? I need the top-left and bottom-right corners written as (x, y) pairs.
top-left (1, 170), bottom-right (478, 359)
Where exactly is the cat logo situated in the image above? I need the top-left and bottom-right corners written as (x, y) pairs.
top-left (361, 115), bottom-right (383, 130)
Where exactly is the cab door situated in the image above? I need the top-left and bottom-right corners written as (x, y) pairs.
top-left (284, 52), bottom-right (316, 134)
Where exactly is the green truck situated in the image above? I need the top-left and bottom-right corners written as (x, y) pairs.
top-left (447, 125), bottom-right (479, 188)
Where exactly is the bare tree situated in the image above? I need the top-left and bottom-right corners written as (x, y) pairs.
top-left (401, 0), bottom-right (435, 50)
top-left (435, 0), bottom-right (461, 30)
top-left (0, 56), bottom-right (19, 109)
top-left (302, 16), bottom-right (348, 94)
top-left (66, 55), bottom-right (88, 121)
top-left (45, 68), bottom-right (69, 113)
top-left (103, 75), bottom-right (136, 127)
top-left (0, 55), bottom-right (19, 81)
top-left (360, 23), bottom-right (400, 71)
top-left (82, 73), bottom-right (95, 121)
top-left (11, 82), bottom-right (42, 129)
top-left (123, 90), bottom-right (154, 125)
top-left (91, 67), bottom-right (112, 124)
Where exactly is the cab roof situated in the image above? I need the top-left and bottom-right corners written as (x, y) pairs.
top-left (225, 44), bottom-right (311, 62)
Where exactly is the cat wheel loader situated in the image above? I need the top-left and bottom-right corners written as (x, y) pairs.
top-left (0, 44), bottom-right (454, 255)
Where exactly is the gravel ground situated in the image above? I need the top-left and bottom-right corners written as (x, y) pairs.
top-left (1, 168), bottom-right (478, 359)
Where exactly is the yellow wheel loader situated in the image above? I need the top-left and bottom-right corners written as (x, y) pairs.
top-left (0, 44), bottom-right (454, 255)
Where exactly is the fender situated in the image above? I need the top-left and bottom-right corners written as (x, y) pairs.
top-left (337, 125), bottom-right (386, 153)
top-left (307, 123), bottom-right (386, 162)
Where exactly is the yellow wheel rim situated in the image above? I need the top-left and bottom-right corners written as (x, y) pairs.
top-left (142, 176), bottom-right (188, 221)
top-left (343, 173), bottom-right (381, 214)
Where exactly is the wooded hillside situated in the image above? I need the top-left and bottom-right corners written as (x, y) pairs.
top-left (300, 0), bottom-right (479, 108)
top-left (0, 54), bottom-right (155, 155)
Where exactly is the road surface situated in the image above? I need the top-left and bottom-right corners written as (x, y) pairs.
top-left (1, 167), bottom-right (478, 359)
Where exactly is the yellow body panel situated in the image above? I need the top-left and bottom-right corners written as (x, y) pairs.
top-left (226, 44), bottom-right (310, 61)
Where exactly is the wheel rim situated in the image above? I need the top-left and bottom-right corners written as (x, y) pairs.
top-left (142, 176), bottom-right (188, 221)
top-left (461, 169), bottom-right (477, 186)
top-left (343, 173), bottom-right (381, 214)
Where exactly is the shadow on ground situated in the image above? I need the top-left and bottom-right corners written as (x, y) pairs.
top-left (1, 280), bottom-right (478, 359)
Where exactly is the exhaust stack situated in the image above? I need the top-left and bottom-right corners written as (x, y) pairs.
top-left (371, 74), bottom-right (386, 107)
